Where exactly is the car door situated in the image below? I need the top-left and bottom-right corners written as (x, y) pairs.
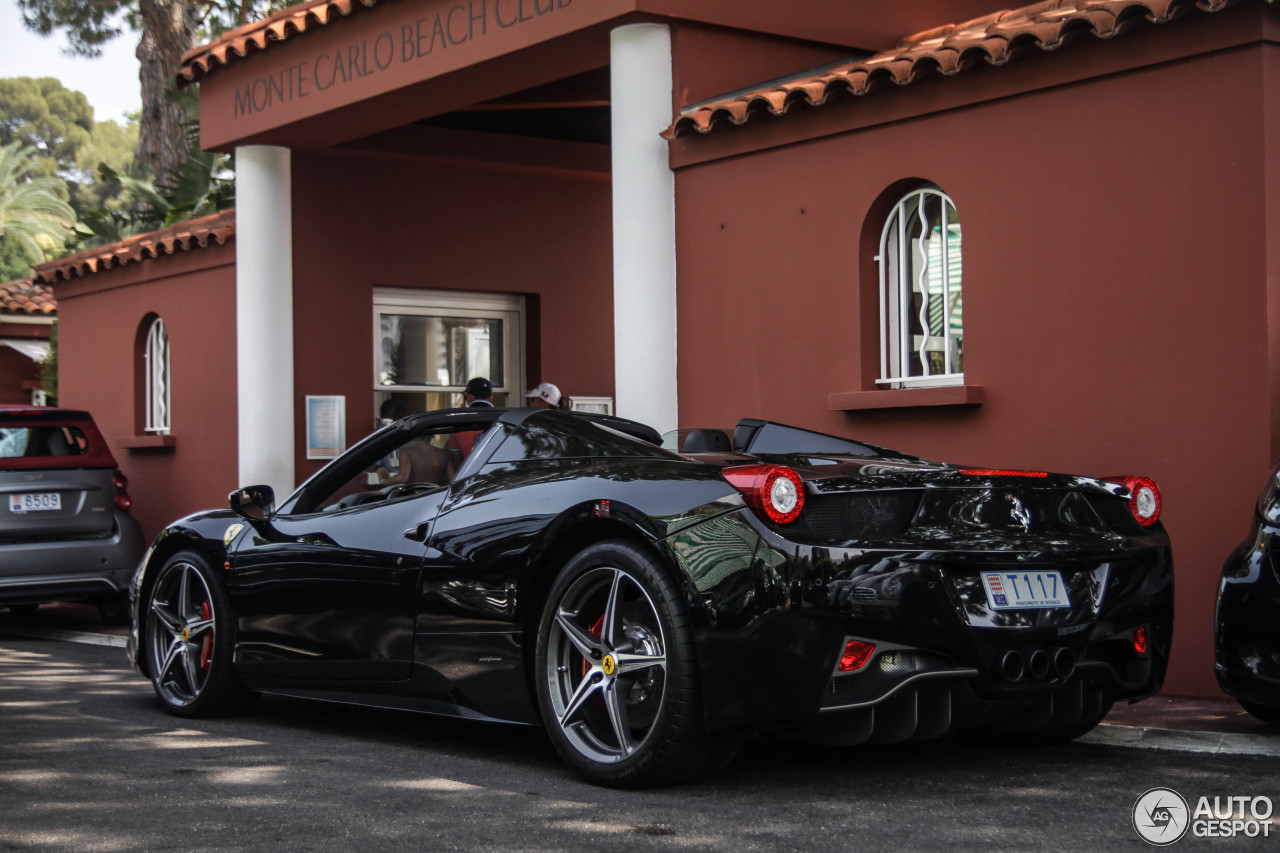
top-left (226, 420), bottom-right (464, 682)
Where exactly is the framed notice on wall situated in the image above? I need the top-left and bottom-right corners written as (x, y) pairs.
top-left (306, 395), bottom-right (346, 460)
top-left (570, 396), bottom-right (614, 416)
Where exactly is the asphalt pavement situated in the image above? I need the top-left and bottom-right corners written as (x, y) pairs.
top-left (3, 602), bottom-right (1278, 759)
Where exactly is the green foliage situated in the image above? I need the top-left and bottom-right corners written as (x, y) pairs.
top-left (0, 76), bottom-right (140, 222)
top-left (0, 77), bottom-right (94, 183)
top-left (75, 86), bottom-right (232, 246)
top-left (0, 233), bottom-right (34, 281)
top-left (0, 141), bottom-right (75, 265)
top-left (17, 0), bottom-right (292, 59)
top-left (40, 321), bottom-right (57, 402)
top-left (69, 114), bottom-right (140, 215)
top-left (16, 0), bottom-right (131, 58)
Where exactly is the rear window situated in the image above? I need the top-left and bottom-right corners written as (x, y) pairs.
top-left (0, 426), bottom-right (90, 459)
top-left (0, 411), bottom-right (117, 470)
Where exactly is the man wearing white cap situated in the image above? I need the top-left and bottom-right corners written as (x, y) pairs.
top-left (524, 382), bottom-right (563, 409)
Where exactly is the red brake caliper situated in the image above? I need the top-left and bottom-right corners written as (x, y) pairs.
top-left (581, 615), bottom-right (604, 678)
top-left (198, 601), bottom-right (213, 671)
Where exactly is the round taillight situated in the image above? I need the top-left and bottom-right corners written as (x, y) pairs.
top-left (111, 469), bottom-right (132, 513)
top-left (1122, 476), bottom-right (1161, 527)
top-left (722, 464), bottom-right (806, 525)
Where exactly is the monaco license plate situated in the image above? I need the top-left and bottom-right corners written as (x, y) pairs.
top-left (9, 493), bottom-right (61, 513)
top-left (980, 570), bottom-right (1069, 610)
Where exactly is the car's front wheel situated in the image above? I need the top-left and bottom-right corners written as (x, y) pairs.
top-left (97, 590), bottom-right (130, 625)
top-left (144, 551), bottom-right (255, 718)
top-left (534, 540), bottom-right (737, 787)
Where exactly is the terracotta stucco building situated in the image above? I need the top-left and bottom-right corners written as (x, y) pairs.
top-left (0, 280), bottom-right (55, 404)
top-left (38, 0), bottom-right (1280, 697)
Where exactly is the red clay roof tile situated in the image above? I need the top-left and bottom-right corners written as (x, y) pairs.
top-left (33, 209), bottom-right (236, 285)
top-left (177, 0), bottom-right (383, 86)
top-left (0, 279), bottom-right (56, 316)
top-left (665, 0), bottom-right (1264, 139)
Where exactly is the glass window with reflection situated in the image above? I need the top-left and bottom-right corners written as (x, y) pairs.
top-left (373, 289), bottom-right (524, 415)
top-left (878, 186), bottom-right (963, 388)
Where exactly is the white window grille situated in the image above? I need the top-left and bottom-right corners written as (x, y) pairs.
top-left (372, 288), bottom-right (524, 416)
top-left (877, 187), bottom-right (963, 388)
top-left (144, 317), bottom-right (170, 433)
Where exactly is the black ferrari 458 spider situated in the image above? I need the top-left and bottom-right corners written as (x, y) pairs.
top-left (1216, 462), bottom-right (1280, 724)
top-left (128, 407), bottom-right (1172, 786)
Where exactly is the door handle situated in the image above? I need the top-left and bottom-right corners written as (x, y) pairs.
top-left (403, 522), bottom-right (430, 542)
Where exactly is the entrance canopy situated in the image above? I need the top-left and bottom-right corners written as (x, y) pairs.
top-left (178, 0), bottom-right (1011, 151)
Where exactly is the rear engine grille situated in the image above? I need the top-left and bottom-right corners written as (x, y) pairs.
top-left (794, 491), bottom-right (921, 543)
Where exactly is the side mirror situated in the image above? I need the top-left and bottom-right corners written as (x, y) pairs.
top-left (229, 484), bottom-right (276, 521)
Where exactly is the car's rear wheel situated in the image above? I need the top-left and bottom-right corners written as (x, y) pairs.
top-left (144, 551), bottom-right (255, 718)
top-left (534, 540), bottom-right (738, 787)
top-left (1239, 699), bottom-right (1280, 726)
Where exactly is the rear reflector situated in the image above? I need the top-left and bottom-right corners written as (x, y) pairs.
top-left (839, 640), bottom-right (876, 672)
top-left (1133, 626), bottom-right (1149, 655)
top-left (722, 464), bottom-right (805, 524)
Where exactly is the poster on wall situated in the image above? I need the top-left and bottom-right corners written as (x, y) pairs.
top-left (306, 395), bottom-right (346, 460)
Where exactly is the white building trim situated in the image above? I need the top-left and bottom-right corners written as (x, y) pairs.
top-left (610, 23), bottom-right (678, 434)
top-left (235, 145), bottom-right (295, 495)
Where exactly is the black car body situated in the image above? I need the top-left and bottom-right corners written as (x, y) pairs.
top-left (0, 406), bottom-right (145, 621)
top-left (128, 408), bottom-right (1172, 786)
top-left (1216, 462), bottom-right (1280, 724)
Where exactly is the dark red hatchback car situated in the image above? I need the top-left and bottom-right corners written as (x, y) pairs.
top-left (0, 407), bottom-right (145, 621)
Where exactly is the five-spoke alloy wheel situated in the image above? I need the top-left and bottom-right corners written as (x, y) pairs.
top-left (535, 540), bottom-right (737, 787)
top-left (145, 551), bottom-right (254, 717)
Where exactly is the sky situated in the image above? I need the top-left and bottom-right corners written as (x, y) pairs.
top-left (0, 0), bottom-right (143, 124)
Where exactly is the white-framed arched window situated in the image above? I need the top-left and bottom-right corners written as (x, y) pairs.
top-left (144, 316), bottom-right (170, 434)
top-left (877, 186), bottom-right (963, 388)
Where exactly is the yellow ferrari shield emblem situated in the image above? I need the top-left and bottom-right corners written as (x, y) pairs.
top-left (602, 654), bottom-right (616, 676)
top-left (181, 627), bottom-right (190, 642)
top-left (223, 523), bottom-right (244, 546)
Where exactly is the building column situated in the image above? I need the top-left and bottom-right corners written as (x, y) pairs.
top-left (610, 23), bottom-right (678, 434)
top-left (235, 145), bottom-right (295, 495)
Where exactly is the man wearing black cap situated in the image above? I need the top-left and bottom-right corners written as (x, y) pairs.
top-left (464, 377), bottom-right (494, 407)
top-left (448, 377), bottom-right (494, 469)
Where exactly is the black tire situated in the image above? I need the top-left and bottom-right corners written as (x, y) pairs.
top-left (534, 540), bottom-right (739, 787)
top-left (1239, 699), bottom-right (1280, 726)
top-left (143, 551), bottom-right (256, 718)
top-left (97, 590), bottom-right (131, 626)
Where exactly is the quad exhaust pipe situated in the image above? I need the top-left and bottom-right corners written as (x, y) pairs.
top-left (998, 649), bottom-right (1025, 682)
top-left (996, 647), bottom-right (1075, 682)
top-left (1052, 646), bottom-right (1075, 679)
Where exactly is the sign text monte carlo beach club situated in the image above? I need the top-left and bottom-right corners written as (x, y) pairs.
top-left (231, 0), bottom-right (576, 119)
